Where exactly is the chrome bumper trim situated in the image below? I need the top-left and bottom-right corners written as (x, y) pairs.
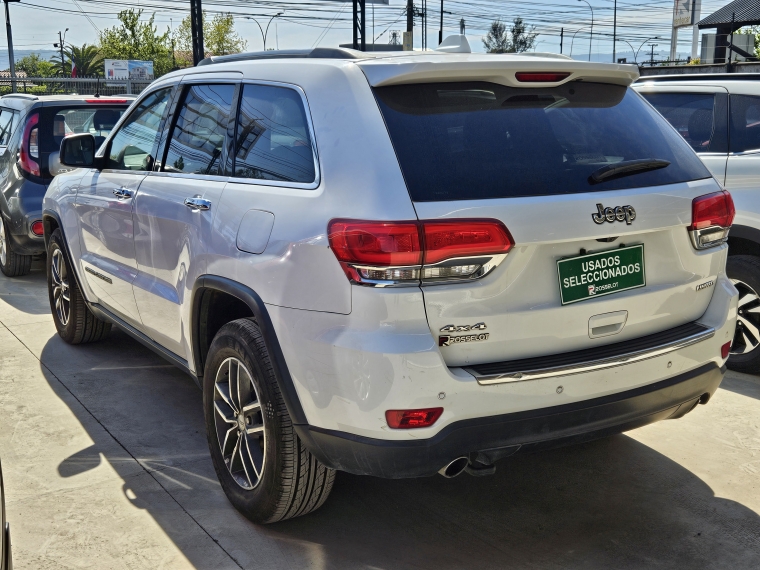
top-left (465, 324), bottom-right (715, 385)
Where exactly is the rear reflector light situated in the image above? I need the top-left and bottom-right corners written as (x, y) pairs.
top-left (86, 99), bottom-right (128, 104)
top-left (721, 341), bottom-right (731, 359)
top-left (328, 219), bottom-right (513, 286)
top-left (515, 72), bottom-right (571, 83)
top-left (31, 220), bottom-right (43, 236)
top-left (688, 191), bottom-right (734, 250)
top-left (18, 112), bottom-right (40, 177)
top-left (385, 408), bottom-right (443, 429)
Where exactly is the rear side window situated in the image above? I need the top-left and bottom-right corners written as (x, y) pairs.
top-left (164, 83), bottom-right (235, 176)
top-left (730, 95), bottom-right (760, 153)
top-left (51, 107), bottom-right (125, 149)
top-left (374, 81), bottom-right (710, 201)
top-left (233, 84), bottom-right (316, 183)
top-left (640, 92), bottom-right (728, 153)
top-left (0, 107), bottom-right (18, 146)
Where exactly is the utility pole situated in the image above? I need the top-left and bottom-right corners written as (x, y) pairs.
top-left (560, 27), bottom-right (564, 54)
top-left (648, 43), bottom-right (658, 66)
top-left (189, 0), bottom-right (204, 65)
top-left (612, 0), bottom-right (617, 63)
top-left (404, 0), bottom-right (413, 50)
top-left (54, 29), bottom-right (68, 77)
top-left (3, 0), bottom-right (18, 93)
top-left (352, 0), bottom-right (365, 51)
top-left (439, 0), bottom-right (443, 45)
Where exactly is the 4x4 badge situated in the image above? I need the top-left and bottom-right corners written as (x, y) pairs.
top-left (592, 203), bottom-right (636, 225)
top-left (440, 322), bottom-right (487, 333)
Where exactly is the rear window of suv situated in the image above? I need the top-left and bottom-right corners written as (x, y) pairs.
top-left (374, 81), bottom-right (710, 201)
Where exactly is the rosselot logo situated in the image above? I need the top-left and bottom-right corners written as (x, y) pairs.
top-left (592, 203), bottom-right (636, 225)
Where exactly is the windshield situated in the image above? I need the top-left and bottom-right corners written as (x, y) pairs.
top-left (373, 81), bottom-right (710, 201)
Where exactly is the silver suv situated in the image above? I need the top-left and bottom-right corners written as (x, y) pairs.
top-left (635, 75), bottom-right (760, 372)
top-left (43, 48), bottom-right (737, 523)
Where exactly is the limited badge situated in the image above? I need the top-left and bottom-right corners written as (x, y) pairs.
top-left (696, 280), bottom-right (714, 291)
top-left (439, 332), bottom-right (490, 347)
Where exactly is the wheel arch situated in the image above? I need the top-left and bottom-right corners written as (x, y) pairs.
top-left (728, 225), bottom-right (760, 258)
top-left (191, 275), bottom-right (308, 426)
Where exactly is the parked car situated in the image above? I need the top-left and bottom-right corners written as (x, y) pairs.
top-left (0, 458), bottom-right (12, 570)
top-left (635, 75), bottom-right (760, 372)
top-left (0, 94), bottom-right (134, 277)
top-left (43, 46), bottom-right (737, 523)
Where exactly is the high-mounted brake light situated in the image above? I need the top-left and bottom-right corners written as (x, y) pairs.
top-left (328, 219), bottom-right (513, 286)
top-left (688, 191), bottom-right (734, 250)
top-left (515, 72), bottom-right (571, 83)
top-left (86, 99), bottom-right (128, 104)
top-left (385, 408), bottom-right (443, 429)
top-left (18, 112), bottom-right (40, 177)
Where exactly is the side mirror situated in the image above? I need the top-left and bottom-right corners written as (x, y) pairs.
top-left (59, 133), bottom-right (98, 168)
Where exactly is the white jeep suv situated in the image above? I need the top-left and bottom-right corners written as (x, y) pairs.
top-left (43, 47), bottom-right (738, 523)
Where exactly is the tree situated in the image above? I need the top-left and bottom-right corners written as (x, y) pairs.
top-left (483, 17), bottom-right (538, 54)
top-left (14, 53), bottom-right (56, 77)
top-left (98, 9), bottom-right (173, 76)
top-left (174, 11), bottom-right (247, 66)
top-left (51, 44), bottom-right (104, 77)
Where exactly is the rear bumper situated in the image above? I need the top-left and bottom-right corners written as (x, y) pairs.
top-left (297, 362), bottom-right (725, 478)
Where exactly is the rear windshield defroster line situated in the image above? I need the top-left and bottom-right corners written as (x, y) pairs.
top-left (373, 81), bottom-right (711, 202)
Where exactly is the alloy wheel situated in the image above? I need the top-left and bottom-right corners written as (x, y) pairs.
top-left (0, 217), bottom-right (6, 267)
top-left (730, 278), bottom-right (760, 355)
top-left (50, 249), bottom-right (71, 326)
top-left (213, 357), bottom-right (266, 490)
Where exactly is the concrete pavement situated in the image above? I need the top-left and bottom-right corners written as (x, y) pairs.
top-left (0, 261), bottom-right (758, 569)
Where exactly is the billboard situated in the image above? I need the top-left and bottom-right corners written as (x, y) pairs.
top-left (105, 60), bottom-right (155, 80)
top-left (673, 0), bottom-right (694, 27)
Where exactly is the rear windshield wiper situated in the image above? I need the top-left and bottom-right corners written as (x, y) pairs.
top-left (589, 159), bottom-right (670, 184)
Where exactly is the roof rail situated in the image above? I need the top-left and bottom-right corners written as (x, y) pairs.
top-left (635, 73), bottom-right (760, 82)
top-left (1, 93), bottom-right (39, 100)
top-left (198, 47), bottom-right (370, 67)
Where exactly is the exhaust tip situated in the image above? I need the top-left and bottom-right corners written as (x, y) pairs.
top-left (438, 456), bottom-right (468, 478)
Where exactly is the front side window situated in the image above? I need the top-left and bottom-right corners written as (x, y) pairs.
top-left (374, 81), bottom-right (711, 201)
top-left (640, 92), bottom-right (727, 153)
top-left (163, 84), bottom-right (235, 176)
top-left (233, 84), bottom-right (316, 183)
top-left (107, 88), bottom-right (173, 171)
top-left (730, 94), bottom-right (760, 153)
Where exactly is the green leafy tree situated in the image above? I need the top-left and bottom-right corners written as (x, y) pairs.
top-left (174, 11), bottom-right (247, 66)
top-left (51, 44), bottom-right (104, 77)
top-left (98, 9), bottom-right (173, 76)
top-left (483, 17), bottom-right (537, 54)
top-left (14, 53), bottom-right (56, 77)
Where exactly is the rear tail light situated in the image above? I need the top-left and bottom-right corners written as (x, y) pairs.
top-left (688, 191), bottom-right (734, 250)
top-left (515, 72), bottom-right (571, 83)
top-left (30, 220), bottom-right (43, 236)
top-left (328, 219), bottom-right (513, 286)
top-left (86, 99), bottom-right (128, 104)
top-left (385, 408), bottom-right (443, 429)
top-left (18, 112), bottom-right (40, 177)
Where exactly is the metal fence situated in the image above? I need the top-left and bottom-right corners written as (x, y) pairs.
top-left (0, 77), bottom-right (154, 96)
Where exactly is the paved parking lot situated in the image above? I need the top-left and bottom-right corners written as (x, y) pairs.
top-left (0, 262), bottom-right (758, 569)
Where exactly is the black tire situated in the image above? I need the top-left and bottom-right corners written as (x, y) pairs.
top-left (727, 255), bottom-right (760, 373)
top-left (204, 318), bottom-right (335, 524)
top-left (47, 228), bottom-right (111, 344)
top-left (0, 216), bottom-right (32, 277)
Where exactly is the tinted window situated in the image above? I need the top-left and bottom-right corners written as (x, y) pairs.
top-left (374, 81), bottom-right (710, 201)
top-left (0, 108), bottom-right (18, 146)
top-left (640, 92), bottom-right (727, 153)
top-left (164, 84), bottom-right (234, 175)
top-left (233, 84), bottom-right (315, 183)
top-left (108, 88), bottom-right (172, 171)
top-left (730, 94), bottom-right (760, 153)
top-left (52, 107), bottom-right (125, 149)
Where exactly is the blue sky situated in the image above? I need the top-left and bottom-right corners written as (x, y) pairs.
top-left (6, 0), bottom-right (737, 62)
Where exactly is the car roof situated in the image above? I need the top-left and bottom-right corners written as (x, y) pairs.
top-left (0, 93), bottom-right (136, 109)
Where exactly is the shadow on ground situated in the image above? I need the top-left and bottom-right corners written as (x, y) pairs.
top-left (32, 324), bottom-right (760, 570)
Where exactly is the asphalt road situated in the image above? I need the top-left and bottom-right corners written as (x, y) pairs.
top-left (0, 261), bottom-right (759, 569)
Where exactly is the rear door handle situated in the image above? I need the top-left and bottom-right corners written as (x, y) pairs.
top-left (184, 197), bottom-right (211, 211)
top-left (112, 187), bottom-right (133, 199)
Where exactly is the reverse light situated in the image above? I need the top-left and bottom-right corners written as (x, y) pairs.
top-left (515, 72), bottom-right (571, 83)
top-left (688, 191), bottom-right (735, 250)
top-left (385, 408), bottom-right (443, 429)
top-left (327, 219), bottom-right (513, 286)
top-left (721, 341), bottom-right (731, 359)
top-left (18, 112), bottom-right (40, 177)
top-left (30, 220), bottom-right (43, 236)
